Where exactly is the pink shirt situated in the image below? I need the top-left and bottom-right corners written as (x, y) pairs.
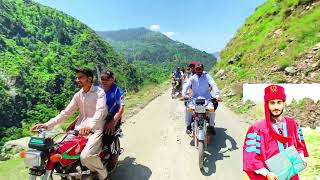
top-left (45, 85), bottom-right (107, 130)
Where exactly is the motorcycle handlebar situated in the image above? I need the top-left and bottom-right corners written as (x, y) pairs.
top-left (32, 129), bottom-right (94, 137)
top-left (70, 130), bottom-right (94, 136)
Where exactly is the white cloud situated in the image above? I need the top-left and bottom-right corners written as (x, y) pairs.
top-left (163, 32), bottom-right (175, 38)
top-left (149, 24), bottom-right (160, 31)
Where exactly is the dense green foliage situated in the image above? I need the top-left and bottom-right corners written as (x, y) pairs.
top-left (212, 0), bottom-right (320, 87)
top-left (96, 28), bottom-right (217, 79)
top-left (0, 0), bottom-right (143, 146)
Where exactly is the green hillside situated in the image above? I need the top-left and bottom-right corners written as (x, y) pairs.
top-left (213, 0), bottom-right (320, 90)
top-left (0, 0), bottom-right (143, 146)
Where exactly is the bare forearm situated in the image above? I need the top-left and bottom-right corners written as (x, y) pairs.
top-left (113, 106), bottom-right (124, 123)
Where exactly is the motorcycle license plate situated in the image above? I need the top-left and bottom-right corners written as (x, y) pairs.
top-left (195, 106), bottom-right (206, 113)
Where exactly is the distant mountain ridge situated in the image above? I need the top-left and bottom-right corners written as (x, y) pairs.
top-left (96, 27), bottom-right (217, 70)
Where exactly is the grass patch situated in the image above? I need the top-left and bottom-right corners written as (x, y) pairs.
top-left (300, 129), bottom-right (320, 180)
top-left (0, 157), bottom-right (28, 179)
top-left (123, 80), bottom-right (170, 119)
top-left (279, 58), bottom-right (293, 70)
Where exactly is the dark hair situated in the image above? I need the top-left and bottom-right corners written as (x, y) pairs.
top-left (100, 69), bottom-right (114, 79)
top-left (75, 68), bottom-right (94, 79)
top-left (195, 63), bottom-right (204, 69)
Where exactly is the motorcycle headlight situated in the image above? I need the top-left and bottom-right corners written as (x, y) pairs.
top-left (187, 107), bottom-right (193, 112)
top-left (24, 150), bottom-right (42, 167)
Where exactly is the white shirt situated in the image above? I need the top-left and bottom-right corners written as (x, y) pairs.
top-left (182, 72), bottom-right (220, 99)
top-left (45, 85), bottom-right (107, 130)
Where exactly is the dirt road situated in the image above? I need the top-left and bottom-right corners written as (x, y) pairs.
top-left (110, 89), bottom-right (248, 180)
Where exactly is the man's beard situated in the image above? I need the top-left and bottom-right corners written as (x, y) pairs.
top-left (76, 81), bottom-right (83, 87)
top-left (270, 109), bottom-right (284, 118)
top-left (196, 72), bottom-right (203, 77)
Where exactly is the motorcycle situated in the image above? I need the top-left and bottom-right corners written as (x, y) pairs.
top-left (21, 128), bottom-right (123, 180)
top-left (171, 77), bottom-right (182, 98)
top-left (185, 98), bottom-right (215, 169)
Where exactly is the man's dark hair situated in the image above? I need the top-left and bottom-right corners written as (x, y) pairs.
top-left (100, 69), bottom-right (114, 79)
top-left (195, 63), bottom-right (204, 69)
top-left (75, 68), bottom-right (94, 79)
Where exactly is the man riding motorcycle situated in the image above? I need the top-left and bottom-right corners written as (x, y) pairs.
top-left (180, 63), bottom-right (222, 135)
top-left (186, 60), bottom-right (199, 79)
top-left (99, 69), bottom-right (125, 174)
top-left (171, 67), bottom-right (183, 96)
top-left (31, 68), bottom-right (109, 180)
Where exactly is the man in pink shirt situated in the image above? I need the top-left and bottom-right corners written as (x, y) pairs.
top-left (32, 68), bottom-right (109, 180)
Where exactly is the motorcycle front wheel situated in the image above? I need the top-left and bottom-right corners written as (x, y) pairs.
top-left (29, 170), bottom-right (54, 180)
top-left (61, 176), bottom-right (77, 180)
top-left (29, 175), bottom-right (54, 180)
top-left (198, 140), bottom-right (205, 169)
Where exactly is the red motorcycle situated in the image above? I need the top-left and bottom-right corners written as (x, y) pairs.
top-left (21, 128), bottom-right (122, 180)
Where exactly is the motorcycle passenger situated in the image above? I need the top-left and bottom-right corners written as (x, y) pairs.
top-left (99, 69), bottom-right (125, 174)
top-left (180, 63), bottom-right (222, 135)
top-left (31, 68), bottom-right (109, 180)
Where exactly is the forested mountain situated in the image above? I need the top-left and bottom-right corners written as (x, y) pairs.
top-left (0, 0), bottom-right (143, 145)
top-left (96, 28), bottom-right (217, 71)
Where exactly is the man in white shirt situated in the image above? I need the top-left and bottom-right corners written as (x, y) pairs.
top-left (32, 68), bottom-right (109, 180)
top-left (181, 63), bottom-right (222, 135)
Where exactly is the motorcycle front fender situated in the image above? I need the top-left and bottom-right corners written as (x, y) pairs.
top-left (197, 128), bottom-right (206, 141)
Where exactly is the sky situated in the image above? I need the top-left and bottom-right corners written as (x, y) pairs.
top-left (35, 0), bottom-right (266, 53)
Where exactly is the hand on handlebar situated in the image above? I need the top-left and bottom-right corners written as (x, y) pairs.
top-left (79, 127), bottom-right (93, 136)
top-left (180, 96), bottom-right (189, 101)
top-left (215, 96), bottom-right (222, 102)
top-left (31, 124), bottom-right (48, 132)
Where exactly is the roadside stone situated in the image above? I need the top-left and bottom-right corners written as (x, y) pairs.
top-left (274, 29), bottom-right (283, 36)
top-left (228, 54), bottom-right (241, 64)
top-left (224, 92), bottom-right (236, 97)
top-left (271, 66), bottom-right (280, 72)
top-left (284, 66), bottom-right (296, 75)
top-left (220, 75), bottom-right (227, 80)
top-left (0, 153), bottom-right (10, 161)
top-left (293, 79), bottom-right (299, 84)
top-left (310, 72), bottom-right (319, 79)
top-left (215, 69), bottom-right (225, 77)
top-left (2, 137), bottom-right (30, 154)
top-left (314, 42), bottom-right (320, 49)
top-left (307, 54), bottom-right (313, 59)
top-left (312, 61), bottom-right (320, 69)
top-left (287, 37), bottom-right (294, 43)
